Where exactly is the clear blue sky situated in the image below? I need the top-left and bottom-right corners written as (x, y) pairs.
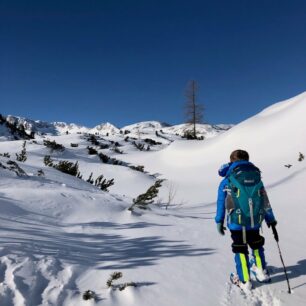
top-left (1, 0), bottom-right (305, 127)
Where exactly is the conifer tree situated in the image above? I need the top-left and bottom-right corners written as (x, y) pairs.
top-left (184, 80), bottom-right (204, 139)
top-left (129, 179), bottom-right (163, 211)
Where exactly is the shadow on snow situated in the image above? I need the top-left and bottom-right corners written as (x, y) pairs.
top-left (0, 202), bottom-right (215, 269)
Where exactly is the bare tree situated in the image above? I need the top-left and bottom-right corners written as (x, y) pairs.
top-left (184, 80), bottom-right (204, 139)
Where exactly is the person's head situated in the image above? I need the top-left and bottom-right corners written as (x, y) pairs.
top-left (230, 149), bottom-right (249, 162)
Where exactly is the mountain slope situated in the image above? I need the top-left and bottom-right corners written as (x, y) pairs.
top-left (0, 92), bottom-right (306, 306)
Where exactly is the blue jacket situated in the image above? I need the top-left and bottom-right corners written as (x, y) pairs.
top-left (215, 160), bottom-right (276, 230)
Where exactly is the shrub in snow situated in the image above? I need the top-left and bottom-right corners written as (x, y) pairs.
top-left (44, 156), bottom-right (81, 178)
top-left (129, 165), bottom-right (145, 172)
top-left (0, 152), bottom-right (10, 158)
top-left (86, 172), bottom-right (94, 184)
top-left (98, 152), bottom-right (110, 163)
top-left (85, 172), bottom-right (114, 191)
top-left (182, 130), bottom-right (197, 140)
top-left (106, 272), bottom-right (137, 291)
top-left (43, 139), bottom-right (65, 152)
top-left (44, 155), bottom-right (54, 167)
top-left (70, 143), bottom-right (79, 147)
top-left (54, 160), bottom-right (80, 177)
top-left (107, 272), bottom-right (123, 288)
top-left (298, 152), bottom-right (305, 162)
top-left (99, 143), bottom-right (110, 149)
top-left (37, 169), bottom-right (45, 177)
top-left (94, 175), bottom-right (114, 191)
top-left (129, 179), bottom-right (164, 211)
top-left (87, 146), bottom-right (98, 155)
top-left (132, 141), bottom-right (145, 151)
top-left (82, 290), bottom-right (96, 301)
top-left (16, 141), bottom-right (27, 162)
top-left (112, 147), bottom-right (123, 154)
top-left (87, 134), bottom-right (100, 146)
top-left (118, 282), bottom-right (137, 291)
top-left (182, 130), bottom-right (204, 140)
top-left (98, 153), bottom-right (122, 165)
top-left (144, 138), bottom-right (162, 146)
top-left (5, 160), bottom-right (27, 176)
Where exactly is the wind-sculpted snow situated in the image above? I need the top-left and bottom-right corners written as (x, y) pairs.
top-left (0, 92), bottom-right (306, 305)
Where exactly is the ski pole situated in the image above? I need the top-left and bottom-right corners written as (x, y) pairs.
top-left (271, 225), bottom-right (291, 294)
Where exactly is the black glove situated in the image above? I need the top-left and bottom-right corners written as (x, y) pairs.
top-left (217, 222), bottom-right (226, 235)
top-left (267, 220), bottom-right (277, 228)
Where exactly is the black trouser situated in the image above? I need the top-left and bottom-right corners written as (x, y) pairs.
top-left (230, 229), bottom-right (265, 254)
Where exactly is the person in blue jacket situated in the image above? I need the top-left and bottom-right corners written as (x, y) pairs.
top-left (215, 149), bottom-right (277, 289)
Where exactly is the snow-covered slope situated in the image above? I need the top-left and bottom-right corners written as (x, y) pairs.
top-left (0, 92), bottom-right (306, 306)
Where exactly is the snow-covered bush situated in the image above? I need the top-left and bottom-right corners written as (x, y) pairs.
top-left (94, 175), bottom-right (114, 191)
top-left (0, 152), bottom-right (10, 158)
top-left (144, 138), bottom-right (162, 146)
top-left (3, 160), bottom-right (28, 176)
top-left (82, 290), bottom-right (96, 300)
top-left (43, 139), bottom-right (65, 152)
top-left (298, 152), bottom-right (305, 162)
top-left (129, 165), bottom-right (145, 172)
top-left (54, 160), bottom-right (80, 177)
top-left (129, 179), bottom-right (163, 211)
top-left (16, 141), bottom-right (27, 162)
top-left (87, 146), bottom-right (98, 155)
top-left (132, 141), bottom-right (145, 151)
top-left (44, 155), bottom-right (54, 167)
top-left (98, 153), bottom-right (122, 165)
top-left (106, 272), bottom-right (137, 291)
top-left (87, 134), bottom-right (100, 146)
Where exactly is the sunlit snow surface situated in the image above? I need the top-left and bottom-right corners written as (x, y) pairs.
top-left (0, 93), bottom-right (306, 305)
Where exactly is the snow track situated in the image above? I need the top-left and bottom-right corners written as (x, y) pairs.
top-left (0, 255), bottom-right (79, 306)
top-left (222, 281), bottom-right (282, 306)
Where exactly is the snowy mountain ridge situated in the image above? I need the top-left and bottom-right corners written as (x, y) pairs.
top-left (0, 113), bottom-right (232, 140)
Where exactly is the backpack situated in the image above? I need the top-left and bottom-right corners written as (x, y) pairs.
top-left (226, 163), bottom-right (265, 228)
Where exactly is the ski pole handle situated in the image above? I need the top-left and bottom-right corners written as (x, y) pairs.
top-left (272, 225), bottom-right (279, 242)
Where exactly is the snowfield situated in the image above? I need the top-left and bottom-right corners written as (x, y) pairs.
top-left (0, 92), bottom-right (306, 305)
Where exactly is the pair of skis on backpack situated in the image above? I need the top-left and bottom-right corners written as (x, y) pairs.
top-left (230, 259), bottom-right (271, 291)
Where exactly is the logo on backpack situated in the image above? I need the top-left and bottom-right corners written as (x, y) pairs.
top-left (226, 164), bottom-right (265, 228)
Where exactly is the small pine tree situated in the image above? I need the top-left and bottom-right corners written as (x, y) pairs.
top-left (82, 290), bottom-right (95, 300)
top-left (0, 152), bottom-right (11, 158)
top-left (184, 80), bottom-right (204, 139)
top-left (94, 175), bottom-right (114, 191)
top-left (86, 172), bottom-right (94, 184)
top-left (16, 141), bottom-right (27, 162)
top-left (37, 169), bottom-right (45, 177)
top-left (87, 146), bottom-right (98, 155)
top-left (129, 179), bottom-right (163, 211)
top-left (98, 152), bottom-right (110, 163)
top-left (107, 272), bottom-right (123, 288)
top-left (132, 141), bottom-right (145, 151)
top-left (44, 155), bottom-right (54, 167)
top-left (54, 160), bottom-right (79, 176)
top-left (43, 139), bottom-right (65, 152)
top-left (298, 152), bottom-right (305, 162)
